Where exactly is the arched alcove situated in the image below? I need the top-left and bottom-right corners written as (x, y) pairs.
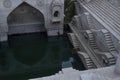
top-left (54, 11), bottom-right (59, 17)
top-left (7, 2), bottom-right (46, 35)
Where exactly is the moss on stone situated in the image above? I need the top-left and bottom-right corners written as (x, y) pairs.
top-left (64, 0), bottom-right (75, 24)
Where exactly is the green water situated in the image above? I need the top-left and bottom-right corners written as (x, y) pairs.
top-left (0, 33), bottom-right (85, 80)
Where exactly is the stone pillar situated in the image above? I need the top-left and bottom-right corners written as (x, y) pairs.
top-left (115, 54), bottom-right (120, 74)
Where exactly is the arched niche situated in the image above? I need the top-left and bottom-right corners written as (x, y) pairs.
top-left (7, 2), bottom-right (46, 35)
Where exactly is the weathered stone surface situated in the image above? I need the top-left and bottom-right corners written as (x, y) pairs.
top-left (0, 0), bottom-right (64, 41)
top-left (30, 66), bottom-right (120, 80)
top-left (80, 73), bottom-right (112, 80)
top-left (115, 54), bottom-right (120, 74)
top-left (3, 0), bottom-right (12, 8)
top-left (108, 0), bottom-right (120, 8)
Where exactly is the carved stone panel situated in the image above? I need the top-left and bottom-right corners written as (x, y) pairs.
top-left (3, 0), bottom-right (12, 8)
top-left (36, 0), bottom-right (44, 6)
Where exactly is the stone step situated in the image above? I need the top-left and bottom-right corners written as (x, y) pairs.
top-left (93, 0), bottom-right (120, 24)
top-left (109, 46), bottom-right (115, 49)
top-left (87, 63), bottom-right (94, 66)
top-left (83, 0), bottom-right (120, 39)
top-left (68, 33), bottom-right (79, 48)
top-left (105, 36), bottom-right (111, 39)
top-left (85, 59), bottom-right (91, 62)
top-left (106, 41), bottom-right (113, 44)
top-left (110, 50), bottom-right (116, 52)
top-left (108, 59), bottom-right (116, 62)
top-left (105, 38), bottom-right (112, 41)
top-left (107, 43), bottom-right (114, 47)
top-left (108, 46), bottom-right (116, 49)
top-left (109, 61), bottom-right (115, 64)
top-left (90, 43), bottom-right (96, 46)
top-left (89, 41), bottom-right (95, 43)
top-left (101, 30), bottom-right (116, 51)
top-left (86, 60), bottom-right (93, 63)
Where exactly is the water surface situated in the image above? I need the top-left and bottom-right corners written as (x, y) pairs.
top-left (0, 33), bottom-right (85, 79)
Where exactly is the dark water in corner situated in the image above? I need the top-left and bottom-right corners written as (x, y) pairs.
top-left (0, 33), bottom-right (85, 80)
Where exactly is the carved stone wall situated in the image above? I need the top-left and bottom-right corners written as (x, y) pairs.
top-left (0, 0), bottom-right (64, 41)
top-left (7, 2), bottom-right (45, 34)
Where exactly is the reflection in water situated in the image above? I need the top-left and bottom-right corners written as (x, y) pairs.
top-left (0, 33), bottom-right (85, 79)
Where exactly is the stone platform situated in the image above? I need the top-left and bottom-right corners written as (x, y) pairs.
top-left (29, 66), bottom-right (120, 80)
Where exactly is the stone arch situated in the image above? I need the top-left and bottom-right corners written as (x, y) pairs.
top-left (7, 2), bottom-right (46, 35)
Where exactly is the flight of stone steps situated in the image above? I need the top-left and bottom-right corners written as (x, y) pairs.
top-left (108, 57), bottom-right (116, 65)
top-left (86, 12), bottom-right (94, 29)
top-left (79, 0), bottom-right (120, 40)
top-left (101, 29), bottom-right (116, 52)
top-left (102, 52), bottom-right (116, 66)
top-left (101, 29), bottom-right (117, 65)
top-left (78, 51), bottom-right (96, 69)
top-left (86, 30), bottom-right (98, 50)
top-left (67, 33), bottom-right (79, 49)
top-left (68, 32), bottom-right (97, 69)
top-left (86, 29), bottom-right (116, 65)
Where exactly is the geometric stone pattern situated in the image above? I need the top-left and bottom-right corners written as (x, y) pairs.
top-left (3, 0), bottom-right (12, 8)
